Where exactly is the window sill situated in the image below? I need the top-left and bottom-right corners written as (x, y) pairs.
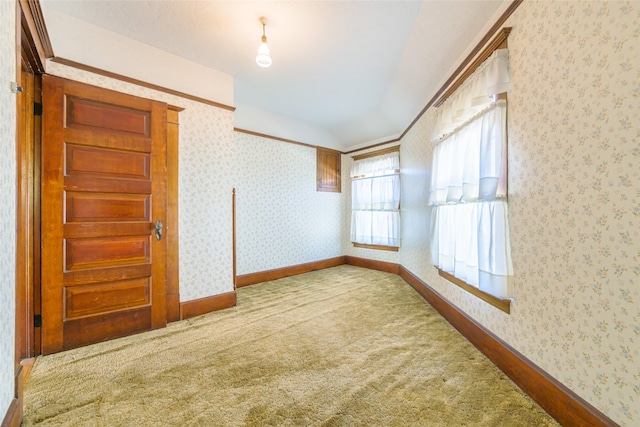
top-left (437, 268), bottom-right (511, 314)
top-left (352, 243), bottom-right (399, 252)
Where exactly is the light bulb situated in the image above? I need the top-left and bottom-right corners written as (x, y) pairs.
top-left (256, 40), bottom-right (271, 68)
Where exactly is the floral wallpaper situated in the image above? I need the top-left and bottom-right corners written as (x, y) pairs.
top-left (235, 132), bottom-right (343, 275)
top-left (46, 61), bottom-right (236, 301)
top-left (342, 143), bottom-right (402, 264)
top-left (0, 0), bottom-right (17, 416)
top-left (8, 1), bottom-right (637, 425)
top-left (399, 1), bottom-right (639, 425)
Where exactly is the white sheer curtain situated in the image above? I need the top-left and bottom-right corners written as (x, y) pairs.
top-left (429, 48), bottom-right (514, 299)
top-left (430, 101), bottom-right (507, 205)
top-left (351, 152), bottom-right (400, 247)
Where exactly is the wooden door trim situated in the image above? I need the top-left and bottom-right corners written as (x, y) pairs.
top-left (150, 101), bottom-right (168, 330)
top-left (166, 108), bottom-right (180, 322)
top-left (16, 69), bottom-right (37, 361)
top-left (17, 0), bottom-right (53, 74)
top-left (232, 188), bottom-right (236, 289)
top-left (40, 75), bottom-right (65, 353)
top-left (15, 11), bottom-right (28, 366)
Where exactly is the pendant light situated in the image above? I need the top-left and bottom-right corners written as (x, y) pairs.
top-left (256, 17), bottom-right (272, 68)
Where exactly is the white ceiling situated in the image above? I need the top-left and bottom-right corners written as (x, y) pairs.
top-left (40, 0), bottom-right (509, 151)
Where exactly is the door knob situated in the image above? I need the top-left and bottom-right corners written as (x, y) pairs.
top-left (154, 219), bottom-right (163, 241)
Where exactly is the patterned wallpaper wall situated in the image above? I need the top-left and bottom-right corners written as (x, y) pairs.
top-left (46, 61), bottom-right (236, 301)
top-left (399, 1), bottom-right (639, 425)
top-left (235, 133), bottom-right (343, 274)
top-left (342, 144), bottom-right (401, 264)
top-left (9, 2), bottom-right (637, 425)
top-left (0, 0), bottom-right (17, 416)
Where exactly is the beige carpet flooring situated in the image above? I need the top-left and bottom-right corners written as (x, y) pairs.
top-left (24, 265), bottom-right (558, 426)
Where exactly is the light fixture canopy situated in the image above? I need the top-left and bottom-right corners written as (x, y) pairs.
top-left (256, 17), bottom-right (272, 68)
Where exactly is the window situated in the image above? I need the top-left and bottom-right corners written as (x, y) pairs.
top-left (350, 147), bottom-right (400, 250)
top-left (429, 48), bottom-right (514, 304)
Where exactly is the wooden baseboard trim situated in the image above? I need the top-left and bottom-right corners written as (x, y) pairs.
top-left (180, 291), bottom-right (237, 320)
top-left (345, 256), bottom-right (400, 274)
top-left (1, 366), bottom-right (23, 427)
top-left (0, 400), bottom-right (19, 427)
top-left (235, 256), bottom-right (347, 288)
top-left (398, 265), bottom-right (618, 427)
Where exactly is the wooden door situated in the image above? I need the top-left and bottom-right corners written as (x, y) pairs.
top-left (316, 147), bottom-right (341, 193)
top-left (41, 75), bottom-right (168, 354)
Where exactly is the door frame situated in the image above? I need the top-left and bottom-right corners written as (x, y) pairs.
top-left (11, 1), bottom-right (50, 424)
top-left (16, 0), bottom-right (49, 365)
top-left (16, 63), bottom-right (42, 360)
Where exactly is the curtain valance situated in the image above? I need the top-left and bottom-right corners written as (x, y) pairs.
top-left (434, 48), bottom-right (510, 140)
top-left (351, 152), bottom-right (400, 178)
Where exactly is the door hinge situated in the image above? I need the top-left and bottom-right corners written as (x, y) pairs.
top-left (34, 102), bottom-right (43, 116)
top-left (34, 314), bottom-right (42, 328)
